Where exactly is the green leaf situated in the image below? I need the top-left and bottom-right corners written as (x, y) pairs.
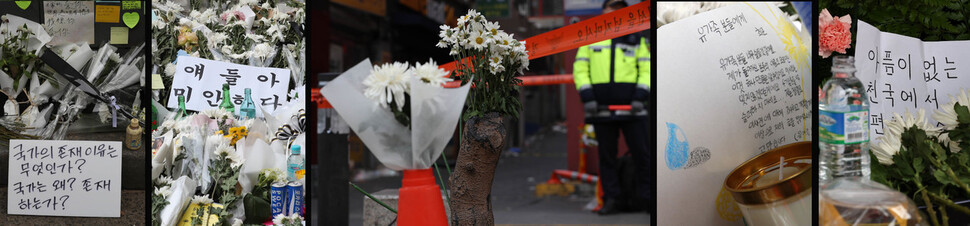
top-left (933, 169), bottom-right (952, 185)
top-left (914, 156), bottom-right (925, 172)
top-left (956, 103), bottom-right (970, 124)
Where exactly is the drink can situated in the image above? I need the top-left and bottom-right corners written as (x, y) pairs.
top-left (287, 181), bottom-right (304, 216)
top-left (271, 181), bottom-right (287, 217)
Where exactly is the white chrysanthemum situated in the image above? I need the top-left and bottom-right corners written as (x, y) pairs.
top-left (232, 219), bottom-right (243, 226)
top-left (938, 132), bottom-right (962, 153)
top-left (156, 175), bottom-right (173, 186)
top-left (191, 195), bottom-right (214, 205)
top-left (252, 43), bottom-right (276, 60)
top-left (872, 109), bottom-right (939, 165)
top-left (215, 144), bottom-right (245, 168)
top-left (202, 108), bottom-right (233, 119)
top-left (363, 62), bottom-right (412, 111)
top-left (272, 213), bottom-right (304, 225)
top-left (267, 24), bottom-right (286, 42)
top-left (154, 186), bottom-right (173, 198)
top-left (239, 0), bottom-right (259, 6)
top-left (208, 32), bottom-right (229, 46)
top-left (246, 33), bottom-right (266, 42)
top-left (933, 89), bottom-right (970, 130)
top-left (152, 19), bottom-right (167, 30)
top-left (165, 63), bottom-right (177, 76)
top-left (413, 59), bottom-right (452, 86)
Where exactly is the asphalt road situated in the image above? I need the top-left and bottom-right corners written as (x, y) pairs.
top-left (347, 128), bottom-right (650, 225)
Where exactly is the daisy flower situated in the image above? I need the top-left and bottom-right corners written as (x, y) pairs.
top-left (412, 59), bottom-right (453, 86)
top-left (467, 31), bottom-right (491, 51)
top-left (363, 62), bottom-right (412, 111)
top-left (484, 21), bottom-right (501, 36)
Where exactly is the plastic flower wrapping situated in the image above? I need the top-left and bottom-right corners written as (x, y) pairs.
top-left (322, 59), bottom-right (470, 170)
top-left (150, 0), bottom-right (306, 225)
top-left (0, 14), bottom-right (146, 141)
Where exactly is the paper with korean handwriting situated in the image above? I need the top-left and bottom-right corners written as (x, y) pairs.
top-left (43, 1), bottom-right (95, 45)
top-left (854, 20), bottom-right (970, 145)
top-left (166, 56), bottom-right (292, 117)
top-left (6, 140), bottom-right (122, 217)
top-left (656, 3), bottom-right (812, 225)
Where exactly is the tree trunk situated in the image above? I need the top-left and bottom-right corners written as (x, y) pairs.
top-left (448, 112), bottom-right (506, 225)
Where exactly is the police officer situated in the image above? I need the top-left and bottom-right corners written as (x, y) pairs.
top-left (573, 0), bottom-right (651, 215)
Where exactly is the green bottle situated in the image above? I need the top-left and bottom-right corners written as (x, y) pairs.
top-left (152, 103), bottom-right (158, 130)
top-left (176, 95), bottom-right (188, 119)
top-left (219, 83), bottom-right (235, 114)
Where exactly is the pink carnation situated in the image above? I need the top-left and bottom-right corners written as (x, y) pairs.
top-left (818, 9), bottom-right (852, 58)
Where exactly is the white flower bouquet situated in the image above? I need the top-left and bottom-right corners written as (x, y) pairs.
top-left (0, 14), bottom-right (146, 140)
top-left (869, 89), bottom-right (970, 225)
top-left (322, 58), bottom-right (469, 170)
top-left (152, 0), bottom-right (306, 109)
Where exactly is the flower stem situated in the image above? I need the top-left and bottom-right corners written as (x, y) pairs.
top-left (939, 205), bottom-right (949, 226)
top-left (927, 191), bottom-right (970, 216)
top-left (921, 150), bottom-right (970, 196)
top-left (917, 178), bottom-right (940, 226)
top-left (349, 182), bottom-right (397, 214)
top-left (433, 162), bottom-right (451, 210)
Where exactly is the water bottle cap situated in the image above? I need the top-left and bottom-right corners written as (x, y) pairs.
top-left (291, 145), bottom-right (301, 154)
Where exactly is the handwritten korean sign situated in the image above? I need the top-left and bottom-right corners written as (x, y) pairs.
top-left (43, 1), bottom-right (95, 45)
top-left (166, 56), bottom-right (292, 116)
top-left (855, 20), bottom-right (970, 144)
top-left (657, 3), bottom-right (811, 225)
top-left (6, 140), bottom-right (122, 217)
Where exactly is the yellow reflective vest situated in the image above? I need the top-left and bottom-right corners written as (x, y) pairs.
top-left (573, 33), bottom-right (650, 105)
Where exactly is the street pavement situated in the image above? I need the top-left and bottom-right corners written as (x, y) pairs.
top-left (348, 127), bottom-right (650, 225)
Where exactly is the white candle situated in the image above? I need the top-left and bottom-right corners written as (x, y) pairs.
top-left (725, 142), bottom-right (813, 226)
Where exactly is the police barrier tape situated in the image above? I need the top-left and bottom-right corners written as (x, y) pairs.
top-left (314, 1), bottom-right (651, 108)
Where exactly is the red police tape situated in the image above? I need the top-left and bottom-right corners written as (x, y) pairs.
top-left (314, 1), bottom-right (651, 108)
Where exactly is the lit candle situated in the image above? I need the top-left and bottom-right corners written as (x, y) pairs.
top-left (725, 141), bottom-right (812, 226)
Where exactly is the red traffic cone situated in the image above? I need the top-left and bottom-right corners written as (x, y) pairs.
top-left (398, 168), bottom-right (448, 226)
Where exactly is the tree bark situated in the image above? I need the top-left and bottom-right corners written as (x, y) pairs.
top-left (448, 113), bottom-right (506, 225)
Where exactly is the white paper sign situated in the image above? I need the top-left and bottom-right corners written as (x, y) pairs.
top-left (657, 3), bottom-right (812, 225)
top-left (6, 140), bottom-right (122, 217)
top-left (166, 56), bottom-right (292, 116)
top-left (43, 1), bottom-right (96, 45)
top-left (854, 20), bottom-right (970, 145)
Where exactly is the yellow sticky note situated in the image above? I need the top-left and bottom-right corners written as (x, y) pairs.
top-left (152, 74), bottom-right (165, 90)
top-left (95, 5), bottom-right (120, 23)
top-left (121, 1), bottom-right (141, 10)
top-left (110, 27), bottom-right (128, 45)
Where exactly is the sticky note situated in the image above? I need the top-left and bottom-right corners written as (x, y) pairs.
top-left (121, 1), bottom-right (140, 10)
top-left (152, 74), bottom-right (165, 90)
top-left (110, 27), bottom-right (128, 45)
top-left (95, 5), bottom-right (120, 23)
top-left (15, 1), bottom-right (30, 10)
top-left (122, 12), bottom-right (139, 28)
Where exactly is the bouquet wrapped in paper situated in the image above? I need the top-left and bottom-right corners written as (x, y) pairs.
top-left (322, 58), bottom-right (470, 225)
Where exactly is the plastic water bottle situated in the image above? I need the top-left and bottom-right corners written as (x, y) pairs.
top-left (287, 145), bottom-right (304, 182)
top-left (819, 56), bottom-right (870, 182)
